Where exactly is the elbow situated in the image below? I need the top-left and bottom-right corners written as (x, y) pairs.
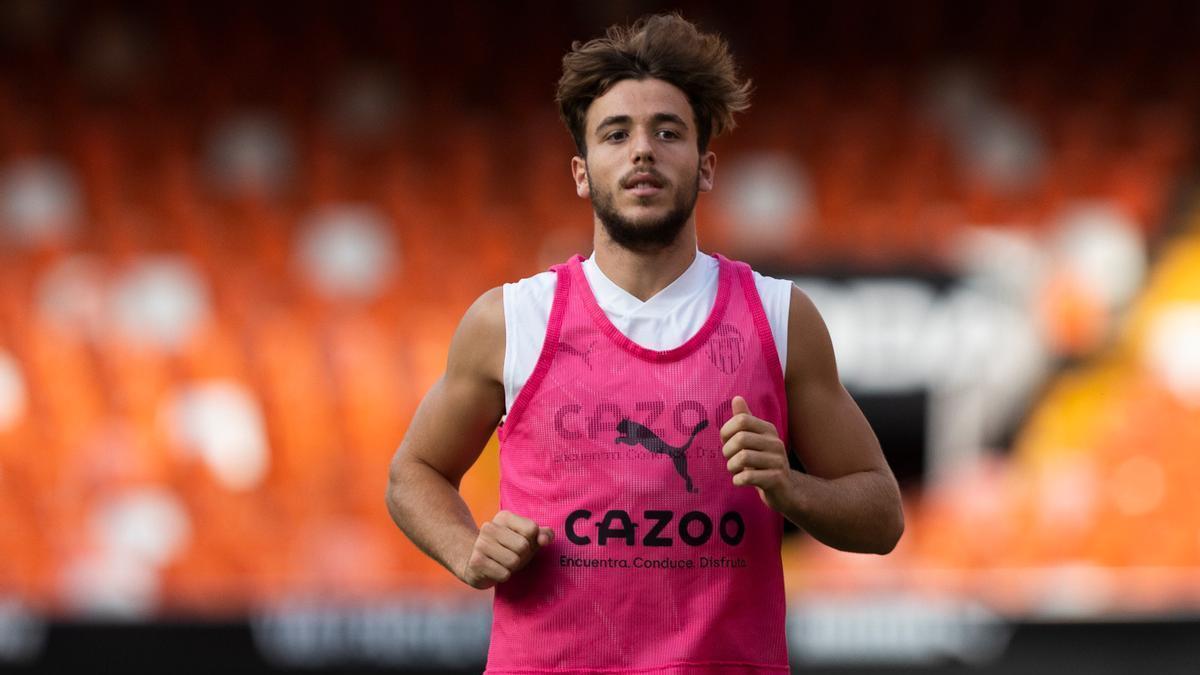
top-left (873, 499), bottom-right (905, 555)
top-left (385, 477), bottom-right (401, 521)
top-left (385, 454), bottom-right (440, 522)
top-left (867, 469), bottom-right (905, 555)
top-left (385, 462), bottom-right (408, 521)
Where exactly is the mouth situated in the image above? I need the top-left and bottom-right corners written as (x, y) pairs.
top-left (623, 173), bottom-right (665, 197)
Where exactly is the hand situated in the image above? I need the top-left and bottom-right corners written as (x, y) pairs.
top-left (462, 510), bottom-right (554, 589)
top-left (721, 396), bottom-right (796, 513)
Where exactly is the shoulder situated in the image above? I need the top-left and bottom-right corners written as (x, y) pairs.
top-left (458, 269), bottom-right (560, 384)
top-left (749, 268), bottom-right (794, 297)
top-left (447, 286), bottom-right (506, 384)
top-left (502, 269), bottom-right (558, 312)
top-left (460, 285), bottom-right (505, 329)
top-left (729, 258), bottom-right (821, 330)
top-left (715, 254), bottom-right (792, 305)
top-left (786, 283), bottom-right (824, 331)
top-left (784, 284), bottom-right (839, 384)
top-left (501, 270), bottom-right (558, 346)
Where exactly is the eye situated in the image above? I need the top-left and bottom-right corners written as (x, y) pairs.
top-left (657, 129), bottom-right (681, 140)
top-left (605, 130), bottom-right (628, 142)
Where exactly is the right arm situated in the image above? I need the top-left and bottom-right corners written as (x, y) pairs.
top-left (385, 287), bottom-right (552, 589)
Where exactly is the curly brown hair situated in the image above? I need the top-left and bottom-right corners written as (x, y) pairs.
top-left (556, 13), bottom-right (752, 157)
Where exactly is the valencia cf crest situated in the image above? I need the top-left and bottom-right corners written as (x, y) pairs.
top-left (707, 323), bottom-right (746, 374)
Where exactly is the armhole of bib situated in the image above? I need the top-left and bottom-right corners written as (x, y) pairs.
top-left (736, 262), bottom-right (789, 445)
top-left (499, 263), bottom-right (570, 441)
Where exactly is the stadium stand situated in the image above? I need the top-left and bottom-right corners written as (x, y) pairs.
top-left (0, 1), bottom-right (1197, 624)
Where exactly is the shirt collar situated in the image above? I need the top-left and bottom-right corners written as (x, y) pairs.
top-left (582, 248), bottom-right (714, 317)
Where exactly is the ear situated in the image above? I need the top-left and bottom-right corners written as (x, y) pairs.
top-left (571, 155), bottom-right (590, 198)
top-left (698, 150), bottom-right (716, 193)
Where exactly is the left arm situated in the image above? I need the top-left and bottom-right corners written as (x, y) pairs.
top-left (722, 285), bottom-right (904, 554)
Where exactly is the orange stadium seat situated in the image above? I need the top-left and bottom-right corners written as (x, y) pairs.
top-left (94, 338), bottom-right (175, 484)
top-left (243, 309), bottom-right (342, 516)
top-left (175, 316), bottom-right (251, 382)
top-left (324, 312), bottom-right (414, 512)
top-left (22, 318), bottom-right (107, 481)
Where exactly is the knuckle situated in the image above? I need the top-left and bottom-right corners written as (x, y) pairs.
top-left (469, 566), bottom-right (486, 581)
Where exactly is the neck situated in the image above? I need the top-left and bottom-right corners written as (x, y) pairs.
top-left (592, 220), bottom-right (698, 302)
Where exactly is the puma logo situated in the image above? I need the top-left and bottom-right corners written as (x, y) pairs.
top-left (614, 418), bottom-right (709, 493)
top-left (559, 341), bottom-right (596, 369)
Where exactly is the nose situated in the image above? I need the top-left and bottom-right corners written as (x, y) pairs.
top-left (630, 128), bottom-right (655, 164)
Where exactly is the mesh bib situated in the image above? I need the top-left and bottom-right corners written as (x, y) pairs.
top-left (486, 254), bottom-right (790, 674)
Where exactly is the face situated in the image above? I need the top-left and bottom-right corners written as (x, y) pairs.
top-left (571, 78), bottom-right (715, 252)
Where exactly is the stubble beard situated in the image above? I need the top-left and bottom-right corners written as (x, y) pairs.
top-left (588, 165), bottom-right (700, 253)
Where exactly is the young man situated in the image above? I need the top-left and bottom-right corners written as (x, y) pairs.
top-left (387, 14), bottom-right (904, 673)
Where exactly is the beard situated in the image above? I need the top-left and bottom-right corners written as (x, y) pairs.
top-left (589, 165), bottom-right (699, 253)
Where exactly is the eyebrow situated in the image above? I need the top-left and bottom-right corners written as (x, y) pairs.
top-left (594, 113), bottom-right (689, 134)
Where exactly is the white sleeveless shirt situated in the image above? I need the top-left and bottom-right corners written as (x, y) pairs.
top-left (502, 250), bottom-right (794, 412)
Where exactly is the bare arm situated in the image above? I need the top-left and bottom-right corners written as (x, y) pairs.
top-left (722, 286), bottom-right (904, 554)
top-left (386, 288), bottom-right (551, 588)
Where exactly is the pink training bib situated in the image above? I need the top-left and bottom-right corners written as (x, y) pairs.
top-left (487, 253), bottom-right (790, 674)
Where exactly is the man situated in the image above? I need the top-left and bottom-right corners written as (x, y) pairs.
top-left (387, 13), bottom-right (903, 673)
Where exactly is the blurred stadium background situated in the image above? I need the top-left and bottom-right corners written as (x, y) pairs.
top-left (1, 0), bottom-right (1199, 672)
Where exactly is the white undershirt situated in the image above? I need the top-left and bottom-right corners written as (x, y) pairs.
top-left (502, 250), bottom-right (794, 412)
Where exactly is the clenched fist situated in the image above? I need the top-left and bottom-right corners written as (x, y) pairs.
top-left (462, 510), bottom-right (554, 589)
top-left (721, 395), bottom-right (797, 514)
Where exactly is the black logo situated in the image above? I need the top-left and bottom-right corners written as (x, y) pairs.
top-left (559, 341), bottom-right (596, 369)
top-left (565, 509), bottom-right (745, 547)
top-left (707, 323), bottom-right (746, 374)
top-left (614, 418), bottom-right (708, 493)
